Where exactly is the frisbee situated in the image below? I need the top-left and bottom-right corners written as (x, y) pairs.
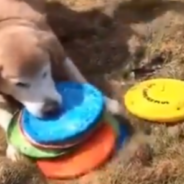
top-left (116, 123), bottom-right (128, 149)
top-left (21, 82), bottom-right (104, 145)
top-left (20, 114), bottom-right (103, 149)
top-left (104, 113), bottom-right (120, 136)
top-left (36, 122), bottom-right (116, 179)
top-left (104, 113), bottom-right (128, 149)
top-left (7, 113), bottom-right (72, 158)
top-left (124, 78), bottom-right (184, 123)
top-left (23, 113), bottom-right (115, 149)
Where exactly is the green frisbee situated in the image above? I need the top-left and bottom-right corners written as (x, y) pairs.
top-left (7, 114), bottom-right (73, 158)
top-left (104, 113), bottom-right (120, 136)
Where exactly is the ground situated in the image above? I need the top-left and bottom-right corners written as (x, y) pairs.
top-left (2, 0), bottom-right (184, 184)
top-left (47, 0), bottom-right (184, 183)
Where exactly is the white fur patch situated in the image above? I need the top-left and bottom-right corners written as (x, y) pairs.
top-left (9, 63), bottom-right (61, 118)
top-left (6, 144), bottom-right (21, 162)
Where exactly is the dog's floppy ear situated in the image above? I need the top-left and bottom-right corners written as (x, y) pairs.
top-left (39, 31), bottom-right (68, 81)
top-left (0, 66), bottom-right (5, 92)
top-left (0, 66), bottom-right (21, 113)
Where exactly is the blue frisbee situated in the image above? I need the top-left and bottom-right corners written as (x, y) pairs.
top-left (116, 123), bottom-right (128, 149)
top-left (21, 82), bottom-right (105, 145)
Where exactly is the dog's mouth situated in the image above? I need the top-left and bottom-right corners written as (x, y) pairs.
top-left (42, 107), bottom-right (61, 118)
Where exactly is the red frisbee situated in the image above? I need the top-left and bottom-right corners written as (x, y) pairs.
top-left (36, 122), bottom-right (116, 179)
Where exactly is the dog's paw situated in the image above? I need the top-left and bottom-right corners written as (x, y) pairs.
top-left (105, 97), bottom-right (121, 114)
top-left (6, 144), bottom-right (21, 162)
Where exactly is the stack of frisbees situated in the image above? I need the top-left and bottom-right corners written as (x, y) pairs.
top-left (7, 82), bottom-right (128, 179)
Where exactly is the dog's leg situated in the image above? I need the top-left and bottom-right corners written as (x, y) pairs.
top-left (0, 109), bottom-right (13, 132)
top-left (6, 144), bottom-right (21, 162)
top-left (63, 57), bottom-right (87, 82)
top-left (0, 97), bottom-right (21, 161)
top-left (0, 109), bottom-right (21, 161)
top-left (63, 57), bottom-right (121, 114)
top-left (43, 33), bottom-right (121, 114)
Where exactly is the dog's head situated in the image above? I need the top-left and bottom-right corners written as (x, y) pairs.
top-left (0, 26), bottom-right (65, 118)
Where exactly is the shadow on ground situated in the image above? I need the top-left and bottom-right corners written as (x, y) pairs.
top-left (46, 0), bottom-right (184, 97)
top-left (43, 1), bottom-right (184, 184)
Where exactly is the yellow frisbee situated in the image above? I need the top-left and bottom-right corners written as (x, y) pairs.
top-left (124, 78), bottom-right (184, 123)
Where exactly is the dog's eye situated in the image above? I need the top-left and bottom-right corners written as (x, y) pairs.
top-left (42, 72), bottom-right (47, 78)
top-left (15, 82), bottom-right (30, 88)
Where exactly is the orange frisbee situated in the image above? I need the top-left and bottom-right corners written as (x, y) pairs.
top-left (36, 122), bottom-right (116, 179)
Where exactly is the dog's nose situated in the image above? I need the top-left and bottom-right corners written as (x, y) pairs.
top-left (42, 99), bottom-right (60, 116)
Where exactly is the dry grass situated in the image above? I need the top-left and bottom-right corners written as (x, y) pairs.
top-left (2, 0), bottom-right (184, 183)
top-left (46, 0), bottom-right (184, 183)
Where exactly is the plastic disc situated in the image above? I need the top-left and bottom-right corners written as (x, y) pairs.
top-left (116, 124), bottom-right (128, 149)
top-left (124, 78), bottom-right (184, 123)
top-left (21, 82), bottom-right (104, 145)
top-left (8, 113), bottom-right (72, 158)
top-left (104, 113), bottom-right (128, 149)
top-left (104, 113), bottom-right (120, 136)
top-left (20, 114), bottom-right (102, 149)
top-left (36, 122), bottom-right (116, 179)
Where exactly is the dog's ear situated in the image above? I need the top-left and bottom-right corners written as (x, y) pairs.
top-left (0, 66), bottom-right (4, 91)
top-left (0, 66), bottom-right (20, 111)
top-left (39, 31), bottom-right (68, 81)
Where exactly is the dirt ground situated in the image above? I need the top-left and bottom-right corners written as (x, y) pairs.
top-left (45, 0), bottom-right (184, 183)
top-left (3, 0), bottom-right (184, 184)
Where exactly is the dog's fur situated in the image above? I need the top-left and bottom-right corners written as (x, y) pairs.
top-left (0, 0), bottom-right (121, 161)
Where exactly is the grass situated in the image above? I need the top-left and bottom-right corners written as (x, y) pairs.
top-left (3, 0), bottom-right (184, 183)
top-left (46, 0), bottom-right (184, 183)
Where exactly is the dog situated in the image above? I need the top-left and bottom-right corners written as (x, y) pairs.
top-left (0, 0), bottom-right (121, 161)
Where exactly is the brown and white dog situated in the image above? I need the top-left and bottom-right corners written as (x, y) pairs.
top-left (0, 0), bottom-right (120, 161)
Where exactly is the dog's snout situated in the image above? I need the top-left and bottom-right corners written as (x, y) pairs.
top-left (42, 98), bottom-right (60, 116)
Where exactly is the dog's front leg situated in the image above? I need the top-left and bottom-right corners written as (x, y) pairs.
top-left (63, 57), bottom-right (121, 114)
top-left (0, 109), bottom-right (21, 161)
top-left (62, 57), bottom-right (86, 82)
top-left (43, 32), bottom-right (121, 114)
top-left (0, 97), bottom-right (21, 161)
top-left (0, 108), bottom-right (13, 132)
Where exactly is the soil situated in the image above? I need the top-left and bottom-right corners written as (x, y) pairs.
top-left (2, 0), bottom-right (184, 184)
top-left (46, 0), bottom-right (184, 183)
